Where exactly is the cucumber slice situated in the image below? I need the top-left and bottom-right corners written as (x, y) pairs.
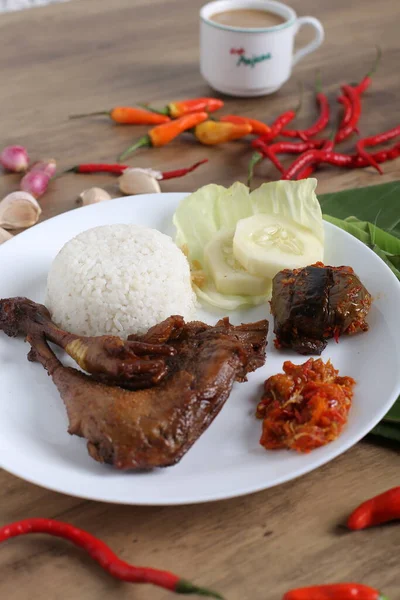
top-left (204, 230), bottom-right (271, 296)
top-left (233, 214), bottom-right (324, 279)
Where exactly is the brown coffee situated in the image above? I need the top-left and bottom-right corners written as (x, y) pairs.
top-left (209, 8), bottom-right (286, 29)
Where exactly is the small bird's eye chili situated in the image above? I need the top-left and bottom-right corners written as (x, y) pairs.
top-left (194, 120), bottom-right (252, 145)
top-left (69, 106), bottom-right (171, 125)
top-left (118, 112), bottom-right (208, 161)
top-left (283, 583), bottom-right (388, 600)
top-left (282, 73), bottom-right (330, 140)
top-left (219, 115), bottom-right (270, 136)
top-left (347, 486), bottom-right (400, 530)
top-left (66, 159), bottom-right (208, 180)
top-left (0, 519), bottom-right (223, 599)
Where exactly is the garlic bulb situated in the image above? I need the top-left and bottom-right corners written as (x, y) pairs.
top-left (79, 187), bottom-right (112, 206)
top-left (0, 227), bottom-right (13, 245)
top-left (118, 168), bottom-right (161, 195)
top-left (0, 191), bottom-right (41, 230)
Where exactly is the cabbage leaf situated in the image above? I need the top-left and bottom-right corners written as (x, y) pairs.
top-left (173, 179), bottom-right (323, 310)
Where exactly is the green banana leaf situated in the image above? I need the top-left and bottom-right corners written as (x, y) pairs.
top-left (320, 180), bottom-right (400, 237)
top-left (319, 181), bottom-right (400, 441)
top-left (323, 215), bottom-right (400, 279)
top-left (368, 423), bottom-right (400, 443)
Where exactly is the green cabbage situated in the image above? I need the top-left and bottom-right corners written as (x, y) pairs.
top-left (173, 179), bottom-right (323, 310)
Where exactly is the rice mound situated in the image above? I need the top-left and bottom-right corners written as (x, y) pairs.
top-left (46, 224), bottom-right (197, 338)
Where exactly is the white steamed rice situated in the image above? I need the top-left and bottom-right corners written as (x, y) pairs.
top-left (46, 224), bottom-right (197, 338)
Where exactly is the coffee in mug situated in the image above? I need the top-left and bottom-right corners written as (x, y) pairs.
top-left (200, 0), bottom-right (324, 97)
top-left (210, 9), bottom-right (286, 28)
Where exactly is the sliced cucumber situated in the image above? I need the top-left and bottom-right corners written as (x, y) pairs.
top-left (204, 229), bottom-right (271, 296)
top-left (233, 214), bottom-right (324, 279)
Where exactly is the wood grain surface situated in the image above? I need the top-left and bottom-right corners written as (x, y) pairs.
top-left (0, 0), bottom-right (399, 599)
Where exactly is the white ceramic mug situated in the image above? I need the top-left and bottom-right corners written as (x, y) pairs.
top-left (200, 0), bottom-right (324, 97)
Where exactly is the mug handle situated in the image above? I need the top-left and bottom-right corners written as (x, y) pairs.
top-left (292, 17), bottom-right (325, 67)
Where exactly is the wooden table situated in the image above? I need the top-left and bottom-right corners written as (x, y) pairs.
top-left (0, 1), bottom-right (399, 598)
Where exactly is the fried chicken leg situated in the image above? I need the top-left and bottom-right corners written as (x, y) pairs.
top-left (0, 297), bottom-right (268, 469)
top-left (0, 297), bottom-right (175, 389)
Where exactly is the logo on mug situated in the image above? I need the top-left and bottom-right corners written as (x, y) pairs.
top-left (230, 48), bottom-right (272, 68)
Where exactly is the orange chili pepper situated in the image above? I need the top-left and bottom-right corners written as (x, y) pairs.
top-left (117, 112), bottom-right (208, 160)
top-left (148, 97), bottom-right (223, 118)
top-left (168, 97), bottom-right (223, 118)
top-left (347, 486), bottom-right (400, 530)
top-left (219, 115), bottom-right (270, 136)
top-left (194, 121), bottom-right (252, 145)
top-left (69, 106), bottom-right (170, 125)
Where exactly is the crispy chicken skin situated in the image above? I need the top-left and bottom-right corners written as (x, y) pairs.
top-left (0, 297), bottom-right (175, 389)
top-left (0, 297), bottom-right (268, 470)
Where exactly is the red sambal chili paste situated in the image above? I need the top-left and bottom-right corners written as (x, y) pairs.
top-left (256, 358), bottom-right (355, 453)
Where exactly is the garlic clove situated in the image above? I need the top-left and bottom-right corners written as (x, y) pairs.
top-left (79, 187), bottom-right (112, 206)
top-left (118, 168), bottom-right (161, 195)
top-left (0, 227), bottom-right (13, 244)
top-left (0, 191), bottom-right (41, 230)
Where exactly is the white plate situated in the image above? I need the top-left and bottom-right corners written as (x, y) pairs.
top-left (0, 193), bottom-right (399, 505)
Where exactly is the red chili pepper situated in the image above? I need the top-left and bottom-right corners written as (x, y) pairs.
top-left (0, 519), bottom-right (222, 598)
top-left (335, 50), bottom-right (381, 143)
top-left (283, 583), bottom-right (388, 600)
top-left (67, 163), bottom-right (128, 175)
top-left (356, 126), bottom-right (400, 175)
top-left (252, 138), bottom-right (324, 154)
top-left (258, 90), bottom-right (303, 143)
top-left (327, 143), bottom-right (400, 168)
top-left (220, 115), bottom-right (270, 136)
top-left (268, 140), bottom-right (325, 153)
top-left (160, 158), bottom-right (209, 179)
top-left (290, 142), bottom-right (400, 180)
top-left (118, 112), bottom-right (208, 160)
top-left (337, 94), bottom-right (352, 128)
top-left (282, 73), bottom-right (330, 140)
top-left (335, 84), bottom-right (361, 143)
top-left (353, 46), bottom-right (382, 95)
top-left (65, 159), bottom-right (208, 179)
top-left (296, 165), bottom-right (315, 179)
top-left (69, 106), bottom-right (171, 125)
top-left (251, 139), bottom-right (285, 173)
top-left (249, 139), bottom-right (325, 182)
top-left (295, 139), bottom-right (334, 180)
top-left (261, 112), bottom-right (297, 142)
top-left (347, 486), bottom-right (400, 530)
top-left (281, 136), bottom-right (335, 180)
